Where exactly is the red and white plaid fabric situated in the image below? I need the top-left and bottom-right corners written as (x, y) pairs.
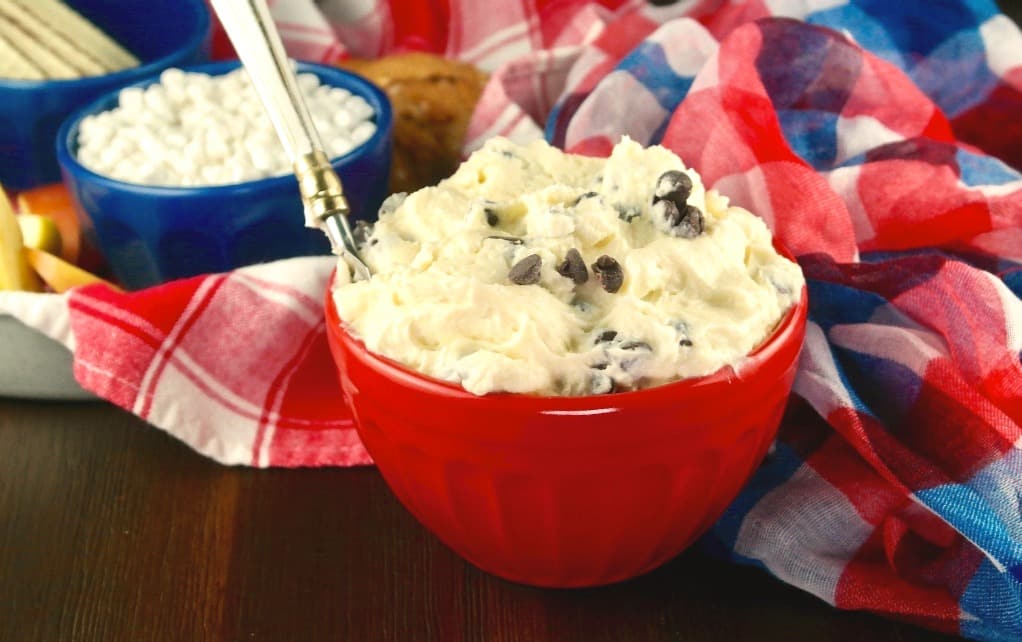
top-left (2, 257), bottom-right (367, 466)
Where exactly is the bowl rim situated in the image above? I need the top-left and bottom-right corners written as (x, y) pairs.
top-left (324, 252), bottom-right (809, 410)
top-left (54, 60), bottom-right (393, 195)
top-left (0, 0), bottom-right (210, 91)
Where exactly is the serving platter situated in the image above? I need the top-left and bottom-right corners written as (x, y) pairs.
top-left (0, 314), bottom-right (95, 401)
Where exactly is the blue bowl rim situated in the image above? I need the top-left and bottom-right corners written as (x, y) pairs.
top-left (0, 0), bottom-right (211, 91)
top-left (55, 60), bottom-right (394, 196)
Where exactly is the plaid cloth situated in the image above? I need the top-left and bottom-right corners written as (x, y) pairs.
top-left (2, 0), bottom-right (1021, 639)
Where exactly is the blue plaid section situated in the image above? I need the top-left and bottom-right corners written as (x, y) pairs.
top-left (545, 20), bottom-right (707, 148)
top-left (804, 276), bottom-right (889, 333)
top-left (777, 111), bottom-right (839, 170)
top-left (922, 461), bottom-right (1022, 642)
top-left (806, 0), bottom-right (1009, 117)
top-left (955, 149), bottom-right (1021, 186)
top-left (961, 558), bottom-right (1022, 642)
top-left (706, 440), bottom-right (806, 566)
top-left (758, 0), bottom-right (1020, 171)
top-left (1005, 269), bottom-right (1022, 299)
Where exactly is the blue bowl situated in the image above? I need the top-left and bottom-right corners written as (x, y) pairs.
top-left (0, 0), bottom-right (210, 190)
top-left (56, 61), bottom-right (393, 290)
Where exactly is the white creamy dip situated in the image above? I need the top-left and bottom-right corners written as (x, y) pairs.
top-left (333, 137), bottom-right (804, 396)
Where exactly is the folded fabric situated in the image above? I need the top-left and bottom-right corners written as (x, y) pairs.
top-left (2, 1), bottom-right (1021, 639)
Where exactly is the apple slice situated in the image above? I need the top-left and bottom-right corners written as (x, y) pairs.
top-left (0, 188), bottom-right (42, 291)
top-left (17, 183), bottom-right (82, 264)
top-left (24, 247), bottom-right (120, 293)
top-left (18, 213), bottom-right (63, 256)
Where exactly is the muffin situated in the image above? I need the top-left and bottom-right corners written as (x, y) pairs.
top-left (338, 52), bottom-right (487, 194)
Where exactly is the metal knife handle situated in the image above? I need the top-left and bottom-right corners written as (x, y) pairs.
top-left (208, 0), bottom-right (322, 163)
top-left (209, 0), bottom-right (370, 280)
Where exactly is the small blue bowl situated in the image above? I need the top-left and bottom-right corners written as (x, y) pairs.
top-left (0, 0), bottom-right (210, 190)
top-left (57, 61), bottom-right (393, 290)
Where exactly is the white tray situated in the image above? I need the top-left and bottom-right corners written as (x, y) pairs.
top-left (0, 315), bottom-right (96, 401)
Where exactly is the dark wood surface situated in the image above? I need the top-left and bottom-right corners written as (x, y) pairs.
top-left (1, 398), bottom-right (957, 642)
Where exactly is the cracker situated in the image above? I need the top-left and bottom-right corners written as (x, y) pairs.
top-left (0, 32), bottom-right (44, 79)
top-left (0, 13), bottom-right (77, 79)
top-left (0, 0), bottom-right (106, 76)
top-left (11, 0), bottom-right (138, 71)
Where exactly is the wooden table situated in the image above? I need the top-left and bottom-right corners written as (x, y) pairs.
top-left (1, 398), bottom-right (957, 641)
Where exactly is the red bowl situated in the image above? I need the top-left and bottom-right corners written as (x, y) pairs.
top-left (324, 265), bottom-right (808, 588)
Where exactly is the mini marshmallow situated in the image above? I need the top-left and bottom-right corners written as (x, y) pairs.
top-left (77, 65), bottom-right (376, 187)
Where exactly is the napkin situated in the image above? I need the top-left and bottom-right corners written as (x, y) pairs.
top-left (2, 1), bottom-right (1021, 639)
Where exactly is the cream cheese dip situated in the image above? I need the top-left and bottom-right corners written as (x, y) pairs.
top-left (332, 137), bottom-right (804, 396)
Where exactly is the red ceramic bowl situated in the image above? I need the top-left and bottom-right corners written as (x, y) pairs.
top-left (324, 264), bottom-right (808, 588)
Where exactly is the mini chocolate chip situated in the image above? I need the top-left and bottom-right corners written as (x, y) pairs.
top-left (573, 191), bottom-right (599, 206)
top-left (589, 373), bottom-right (616, 395)
top-left (654, 170), bottom-right (693, 205)
top-left (769, 275), bottom-right (793, 295)
top-left (653, 200), bottom-right (704, 238)
top-left (500, 150), bottom-right (516, 159)
top-left (673, 320), bottom-right (693, 347)
top-left (556, 248), bottom-right (588, 284)
top-left (508, 254), bottom-right (542, 285)
top-left (485, 208), bottom-right (499, 227)
top-left (654, 199), bottom-right (680, 226)
top-left (487, 235), bottom-right (524, 245)
top-left (620, 356), bottom-right (646, 372)
top-left (676, 204), bottom-right (705, 238)
top-left (620, 340), bottom-right (652, 351)
top-left (615, 205), bottom-right (642, 223)
top-left (573, 299), bottom-right (593, 314)
top-left (595, 330), bottom-right (618, 343)
top-left (352, 220), bottom-right (373, 247)
top-left (592, 361), bottom-right (610, 370)
top-left (591, 255), bottom-right (623, 293)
